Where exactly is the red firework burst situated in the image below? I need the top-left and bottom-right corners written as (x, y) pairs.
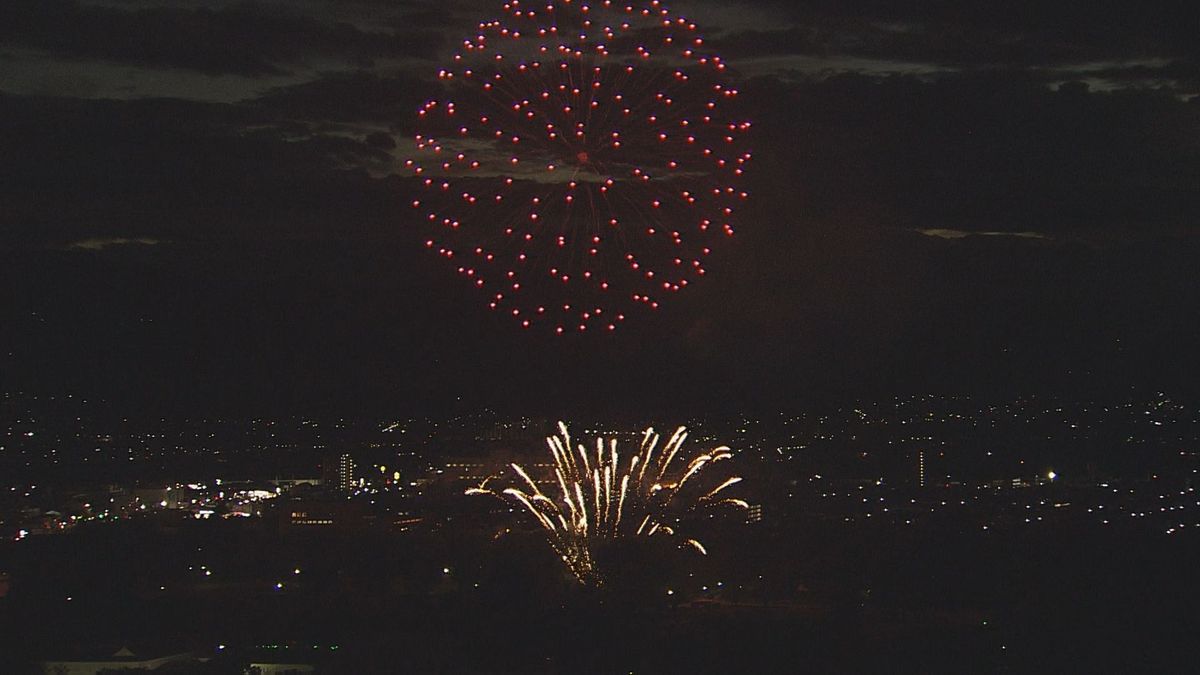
top-left (407, 0), bottom-right (751, 333)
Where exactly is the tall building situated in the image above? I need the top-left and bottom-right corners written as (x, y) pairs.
top-left (337, 453), bottom-right (356, 492)
top-left (917, 450), bottom-right (926, 488)
top-left (746, 503), bottom-right (764, 524)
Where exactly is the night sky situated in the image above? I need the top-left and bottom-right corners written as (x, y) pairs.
top-left (3, 0), bottom-right (1199, 416)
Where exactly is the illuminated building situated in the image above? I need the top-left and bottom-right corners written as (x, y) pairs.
top-left (444, 461), bottom-right (487, 483)
top-left (746, 503), bottom-right (764, 524)
top-left (337, 453), bottom-right (356, 492)
top-left (288, 509), bottom-right (335, 527)
top-left (281, 499), bottom-right (369, 531)
top-left (40, 647), bottom-right (197, 674)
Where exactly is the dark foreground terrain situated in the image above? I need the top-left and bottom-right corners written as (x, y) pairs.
top-left (1, 509), bottom-right (1196, 674)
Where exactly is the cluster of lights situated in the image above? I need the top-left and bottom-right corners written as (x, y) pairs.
top-left (409, 0), bottom-right (751, 332)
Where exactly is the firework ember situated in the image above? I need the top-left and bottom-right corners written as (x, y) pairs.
top-left (408, 0), bottom-right (751, 333)
top-left (467, 421), bottom-right (746, 584)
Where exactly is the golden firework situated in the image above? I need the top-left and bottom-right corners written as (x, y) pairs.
top-left (467, 422), bottom-right (746, 584)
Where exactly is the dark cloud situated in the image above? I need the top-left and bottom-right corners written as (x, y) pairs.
top-left (250, 70), bottom-right (435, 125)
top-left (737, 1), bottom-right (1197, 56)
top-left (714, 23), bottom-right (1094, 69)
top-left (0, 0), bottom-right (443, 76)
top-left (67, 236), bottom-right (163, 250)
top-left (738, 71), bottom-right (1200, 234)
top-left (365, 131), bottom-right (397, 150)
top-left (0, 92), bottom-right (400, 249)
top-left (1078, 60), bottom-right (1200, 91)
top-left (373, 0), bottom-right (478, 30)
top-left (712, 1), bottom-right (1199, 95)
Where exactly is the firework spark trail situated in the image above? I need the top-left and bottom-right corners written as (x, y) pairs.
top-left (467, 421), bottom-right (746, 584)
top-left (702, 476), bottom-right (742, 500)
